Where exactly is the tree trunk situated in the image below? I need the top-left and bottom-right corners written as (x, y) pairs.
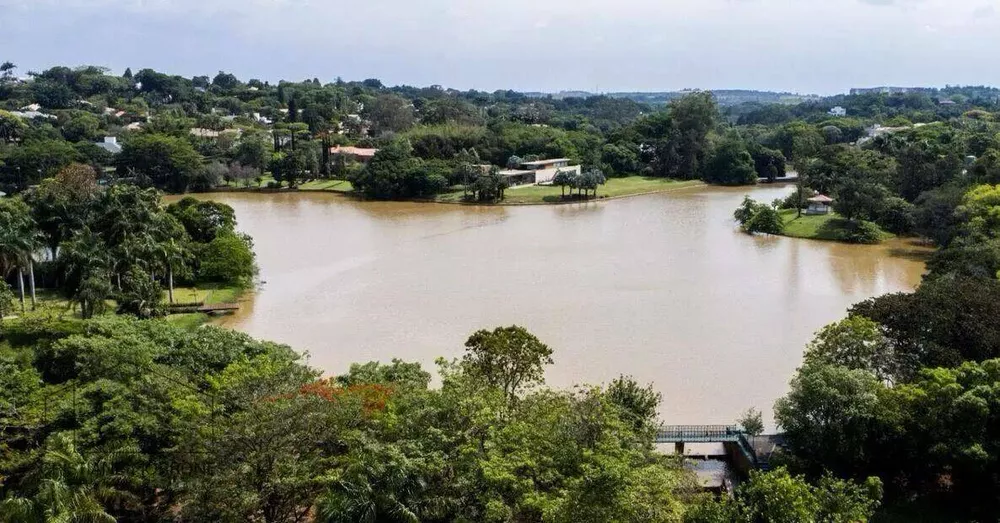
top-left (28, 259), bottom-right (36, 310)
top-left (168, 267), bottom-right (175, 304)
top-left (17, 269), bottom-right (25, 313)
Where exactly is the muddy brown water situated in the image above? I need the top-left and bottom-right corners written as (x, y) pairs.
top-left (174, 185), bottom-right (927, 426)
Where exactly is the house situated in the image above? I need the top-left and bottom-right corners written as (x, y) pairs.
top-left (124, 122), bottom-right (144, 131)
top-left (330, 146), bottom-right (379, 164)
top-left (518, 158), bottom-right (578, 184)
top-left (190, 128), bottom-right (221, 138)
top-left (938, 99), bottom-right (957, 106)
top-left (96, 136), bottom-right (122, 154)
top-left (20, 103), bottom-right (41, 112)
top-left (10, 110), bottom-right (55, 120)
top-left (498, 169), bottom-right (538, 186)
top-left (828, 106), bottom-right (847, 117)
top-left (806, 194), bottom-right (834, 215)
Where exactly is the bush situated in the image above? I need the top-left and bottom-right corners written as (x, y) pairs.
top-left (198, 232), bottom-right (258, 286)
top-left (734, 196), bottom-right (785, 235)
top-left (826, 220), bottom-right (884, 244)
top-left (876, 197), bottom-right (916, 235)
top-left (778, 187), bottom-right (817, 210)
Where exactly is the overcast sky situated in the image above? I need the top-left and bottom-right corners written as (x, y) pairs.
top-left (1, 0), bottom-right (997, 94)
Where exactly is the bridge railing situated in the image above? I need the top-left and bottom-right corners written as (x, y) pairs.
top-left (655, 425), bottom-right (743, 442)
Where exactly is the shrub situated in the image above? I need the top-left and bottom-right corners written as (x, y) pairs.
top-left (876, 197), bottom-right (916, 235)
top-left (198, 232), bottom-right (258, 286)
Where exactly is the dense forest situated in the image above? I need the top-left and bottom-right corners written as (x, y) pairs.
top-left (4, 62), bottom-right (1000, 521)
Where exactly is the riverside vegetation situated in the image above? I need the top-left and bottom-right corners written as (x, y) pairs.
top-left (5, 63), bottom-right (1000, 520)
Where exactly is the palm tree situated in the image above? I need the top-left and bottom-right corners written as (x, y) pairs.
top-left (0, 197), bottom-right (39, 312)
top-left (0, 433), bottom-right (136, 523)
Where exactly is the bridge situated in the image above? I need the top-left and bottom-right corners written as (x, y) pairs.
top-left (656, 425), bottom-right (768, 471)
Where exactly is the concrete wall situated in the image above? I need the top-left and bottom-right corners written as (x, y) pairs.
top-left (535, 165), bottom-right (580, 184)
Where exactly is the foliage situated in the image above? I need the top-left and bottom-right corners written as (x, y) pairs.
top-left (803, 315), bottom-right (896, 382)
top-left (606, 375), bottom-right (662, 433)
top-left (461, 325), bottom-right (553, 404)
top-left (197, 231), bottom-right (257, 286)
top-left (116, 133), bottom-right (203, 192)
top-left (702, 133), bottom-right (757, 185)
top-left (737, 407), bottom-right (764, 437)
top-left (687, 468), bottom-right (882, 523)
top-left (734, 196), bottom-right (784, 235)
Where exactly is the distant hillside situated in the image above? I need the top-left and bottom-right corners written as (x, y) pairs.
top-left (524, 89), bottom-right (819, 106)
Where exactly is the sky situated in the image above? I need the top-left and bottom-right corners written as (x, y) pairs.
top-left (0, 0), bottom-right (998, 95)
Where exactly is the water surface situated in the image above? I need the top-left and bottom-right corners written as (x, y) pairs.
top-left (184, 186), bottom-right (926, 426)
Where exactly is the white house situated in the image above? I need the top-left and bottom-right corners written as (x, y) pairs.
top-left (829, 106), bottom-right (847, 117)
top-left (519, 158), bottom-right (576, 184)
top-left (96, 136), bottom-right (122, 154)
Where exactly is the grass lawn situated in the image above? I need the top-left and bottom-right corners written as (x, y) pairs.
top-left (297, 179), bottom-right (353, 192)
top-left (779, 209), bottom-right (894, 243)
top-left (165, 283), bottom-right (246, 329)
top-left (435, 177), bottom-right (704, 204)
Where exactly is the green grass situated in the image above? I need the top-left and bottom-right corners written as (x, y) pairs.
top-left (779, 209), bottom-right (894, 243)
top-left (165, 283), bottom-right (246, 329)
top-left (297, 179), bottom-right (353, 192)
top-left (435, 177), bottom-right (704, 204)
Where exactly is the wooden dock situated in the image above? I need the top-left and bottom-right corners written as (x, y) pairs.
top-left (196, 303), bottom-right (240, 313)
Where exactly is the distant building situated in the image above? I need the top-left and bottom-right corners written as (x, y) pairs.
top-left (491, 158), bottom-right (581, 187)
top-left (96, 136), bottom-right (122, 154)
top-left (20, 103), bottom-right (41, 112)
top-left (518, 158), bottom-right (576, 184)
top-left (806, 194), bottom-right (834, 215)
top-left (828, 106), bottom-right (847, 117)
top-left (190, 128), bottom-right (221, 138)
top-left (330, 145), bottom-right (379, 164)
top-left (938, 99), bottom-right (957, 106)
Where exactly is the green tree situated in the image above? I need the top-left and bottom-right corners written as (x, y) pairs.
top-left (606, 375), bottom-right (662, 432)
top-left (737, 407), bottom-right (764, 437)
top-left (0, 110), bottom-right (27, 144)
top-left (166, 196), bottom-right (236, 243)
top-left (462, 325), bottom-right (553, 404)
top-left (0, 433), bottom-right (131, 523)
top-left (803, 315), bottom-right (896, 383)
top-left (197, 231), bottom-right (257, 286)
top-left (703, 133), bottom-right (757, 185)
top-left (116, 133), bottom-right (203, 192)
top-left (23, 163), bottom-right (100, 259)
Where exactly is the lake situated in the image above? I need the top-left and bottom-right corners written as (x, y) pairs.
top-left (185, 185), bottom-right (927, 426)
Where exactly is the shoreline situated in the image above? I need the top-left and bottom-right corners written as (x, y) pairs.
top-left (191, 179), bottom-right (709, 206)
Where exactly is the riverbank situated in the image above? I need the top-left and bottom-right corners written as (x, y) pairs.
top-left (165, 284), bottom-right (249, 329)
top-left (3, 285), bottom-right (246, 330)
top-left (213, 176), bottom-right (705, 205)
top-left (779, 209), bottom-right (894, 243)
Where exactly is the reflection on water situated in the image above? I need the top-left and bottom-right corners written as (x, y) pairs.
top-left (177, 185), bottom-right (927, 427)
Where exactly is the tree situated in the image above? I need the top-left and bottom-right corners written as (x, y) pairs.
top-left (233, 132), bottom-right (271, 175)
top-left (0, 110), bottom-right (27, 143)
top-left (774, 363), bottom-right (892, 478)
top-left (116, 133), bottom-right (203, 192)
top-left (116, 266), bottom-right (163, 319)
top-left (737, 407), bottom-right (764, 438)
top-left (471, 166), bottom-right (508, 202)
top-left (198, 231), bottom-right (257, 286)
top-left (23, 163), bottom-right (99, 259)
top-left (552, 168), bottom-right (576, 197)
top-left (803, 315), bottom-right (896, 383)
top-left (875, 196), bottom-right (916, 235)
top-left (0, 433), bottom-right (129, 523)
top-left (365, 93), bottom-right (416, 135)
top-left (606, 376), bottom-right (662, 432)
top-left (0, 281), bottom-right (13, 325)
top-left (734, 196), bottom-right (784, 235)
top-left (0, 197), bottom-right (38, 311)
top-left (750, 145), bottom-right (786, 183)
top-left (166, 197), bottom-right (236, 243)
top-left (703, 133), bottom-right (757, 185)
top-left (61, 112), bottom-right (100, 142)
top-left (461, 325), bottom-right (553, 404)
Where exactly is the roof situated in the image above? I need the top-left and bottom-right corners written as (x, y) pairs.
top-left (97, 141), bottom-right (122, 154)
top-left (521, 158), bottom-right (571, 167)
top-left (330, 146), bottom-right (378, 157)
top-left (190, 128), bottom-right (221, 138)
top-left (808, 194), bottom-right (834, 203)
